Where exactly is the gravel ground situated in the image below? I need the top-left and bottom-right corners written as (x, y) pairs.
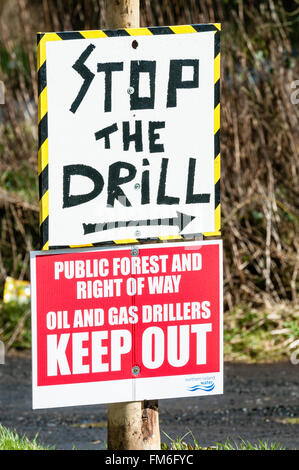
top-left (0, 352), bottom-right (298, 450)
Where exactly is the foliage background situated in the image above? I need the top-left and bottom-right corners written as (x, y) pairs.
top-left (0, 0), bottom-right (298, 357)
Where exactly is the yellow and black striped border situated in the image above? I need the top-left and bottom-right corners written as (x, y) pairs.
top-left (37, 24), bottom-right (221, 251)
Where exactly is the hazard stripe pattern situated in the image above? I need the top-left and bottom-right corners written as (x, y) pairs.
top-left (37, 24), bottom-right (221, 250)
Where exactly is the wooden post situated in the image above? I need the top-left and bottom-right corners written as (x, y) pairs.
top-left (105, 0), bottom-right (161, 450)
top-left (105, 0), bottom-right (139, 29)
top-left (108, 400), bottom-right (160, 450)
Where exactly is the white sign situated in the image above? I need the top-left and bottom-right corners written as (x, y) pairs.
top-left (44, 29), bottom-right (217, 246)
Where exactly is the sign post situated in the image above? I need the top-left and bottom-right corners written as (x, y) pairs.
top-left (105, 0), bottom-right (140, 30)
top-left (104, 0), bottom-right (161, 450)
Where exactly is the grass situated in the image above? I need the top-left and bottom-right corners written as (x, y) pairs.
top-left (0, 301), bottom-right (31, 351)
top-left (0, 424), bottom-right (50, 450)
top-left (223, 302), bottom-right (299, 363)
top-left (161, 431), bottom-right (286, 450)
top-left (0, 424), bottom-right (286, 450)
top-left (214, 439), bottom-right (285, 451)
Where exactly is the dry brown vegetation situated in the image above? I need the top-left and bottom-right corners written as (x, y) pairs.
top-left (0, 0), bottom-right (298, 314)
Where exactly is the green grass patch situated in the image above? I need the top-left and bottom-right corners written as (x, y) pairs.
top-left (161, 431), bottom-right (285, 450)
top-left (214, 438), bottom-right (285, 450)
top-left (0, 425), bottom-right (287, 451)
top-left (0, 301), bottom-right (31, 350)
top-left (224, 302), bottom-right (299, 363)
top-left (0, 424), bottom-right (50, 450)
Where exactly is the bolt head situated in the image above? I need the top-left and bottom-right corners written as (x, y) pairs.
top-left (132, 365), bottom-right (140, 376)
top-left (131, 247), bottom-right (139, 257)
top-left (127, 86), bottom-right (134, 95)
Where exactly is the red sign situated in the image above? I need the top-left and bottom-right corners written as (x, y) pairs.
top-left (31, 241), bottom-right (222, 408)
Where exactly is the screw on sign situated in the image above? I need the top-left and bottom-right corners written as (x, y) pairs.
top-left (131, 247), bottom-right (139, 256)
top-left (132, 365), bottom-right (140, 376)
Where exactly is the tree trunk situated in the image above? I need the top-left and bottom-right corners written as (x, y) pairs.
top-left (105, 0), bottom-right (139, 29)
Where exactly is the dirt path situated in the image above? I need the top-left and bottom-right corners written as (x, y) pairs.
top-left (0, 352), bottom-right (298, 450)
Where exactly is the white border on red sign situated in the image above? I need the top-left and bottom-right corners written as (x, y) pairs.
top-left (30, 240), bottom-right (223, 409)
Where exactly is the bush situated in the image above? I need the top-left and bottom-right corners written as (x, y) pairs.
top-left (0, 0), bottom-right (298, 309)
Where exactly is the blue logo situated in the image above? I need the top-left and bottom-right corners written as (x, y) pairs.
top-left (187, 381), bottom-right (215, 392)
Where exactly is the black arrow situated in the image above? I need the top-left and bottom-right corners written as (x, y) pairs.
top-left (83, 211), bottom-right (196, 235)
